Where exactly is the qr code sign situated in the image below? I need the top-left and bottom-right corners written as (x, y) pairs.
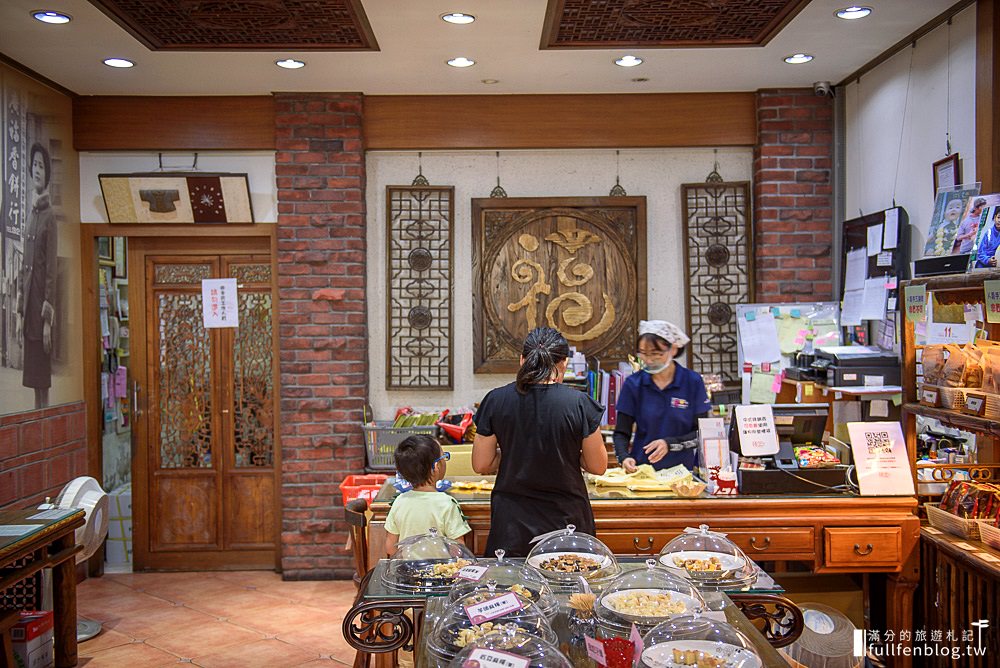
top-left (864, 430), bottom-right (893, 455)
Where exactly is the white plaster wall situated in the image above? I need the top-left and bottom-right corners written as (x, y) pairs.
top-left (78, 151), bottom-right (277, 222)
top-left (366, 148), bottom-right (753, 419)
top-left (844, 5), bottom-right (976, 261)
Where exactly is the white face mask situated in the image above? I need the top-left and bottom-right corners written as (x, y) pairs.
top-left (641, 358), bottom-right (670, 374)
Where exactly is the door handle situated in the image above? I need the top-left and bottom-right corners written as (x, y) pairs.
top-left (132, 380), bottom-right (142, 417)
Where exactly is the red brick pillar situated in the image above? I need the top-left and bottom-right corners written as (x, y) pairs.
top-left (753, 89), bottom-right (834, 302)
top-left (274, 93), bottom-right (368, 579)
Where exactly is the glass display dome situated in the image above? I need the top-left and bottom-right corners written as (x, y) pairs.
top-left (594, 559), bottom-right (706, 637)
top-left (380, 527), bottom-right (478, 593)
top-left (427, 589), bottom-right (558, 665)
top-left (525, 525), bottom-right (620, 582)
top-left (658, 525), bottom-right (757, 588)
top-left (638, 615), bottom-right (764, 668)
top-left (447, 629), bottom-right (574, 668)
top-left (449, 549), bottom-right (560, 617)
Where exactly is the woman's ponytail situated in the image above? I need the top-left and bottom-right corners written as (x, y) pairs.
top-left (515, 327), bottom-right (570, 394)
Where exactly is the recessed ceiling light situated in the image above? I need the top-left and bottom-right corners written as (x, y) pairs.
top-left (481, 79), bottom-right (499, 84)
top-left (31, 10), bottom-right (71, 24)
top-left (631, 77), bottom-right (649, 83)
top-left (441, 12), bottom-right (475, 25)
top-left (783, 53), bottom-right (814, 64)
top-left (276, 58), bottom-right (306, 69)
top-left (614, 55), bottom-right (643, 67)
top-left (103, 58), bottom-right (135, 68)
top-left (836, 6), bottom-right (872, 20)
top-left (447, 57), bottom-right (476, 68)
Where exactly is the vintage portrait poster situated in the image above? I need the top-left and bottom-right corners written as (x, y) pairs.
top-left (0, 63), bottom-right (82, 415)
top-left (922, 186), bottom-right (980, 258)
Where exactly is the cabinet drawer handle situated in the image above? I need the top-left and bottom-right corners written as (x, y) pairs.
top-left (854, 543), bottom-right (874, 556)
top-left (633, 536), bottom-right (654, 552)
top-left (749, 536), bottom-right (771, 551)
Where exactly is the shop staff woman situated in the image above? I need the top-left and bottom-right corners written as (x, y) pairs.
top-left (614, 320), bottom-right (711, 472)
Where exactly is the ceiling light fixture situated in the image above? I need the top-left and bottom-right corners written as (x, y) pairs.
top-left (614, 55), bottom-right (643, 67)
top-left (631, 77), bottom-right (649, 83)
top-left (441, 12), bottom-right (475, 25)
top-left (481, 79), bottom-right (499, 84)
top-left (275, 58), bottom-right (306, 69)
top-left (447, 57), bottom-right (475, 68)
top-left (103, 58), bottom-right (135, 68)
top-left (32, 10), bottom-right (71, 24)
top-left (836, 6), bottom-right (872, 20)
top-left (783, 53), bottom-right (814, 64)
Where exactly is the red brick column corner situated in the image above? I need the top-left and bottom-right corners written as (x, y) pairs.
top-left (274, 93), bottom-right (368, 579)
top-left (753, 88), bottom-right (835, 302)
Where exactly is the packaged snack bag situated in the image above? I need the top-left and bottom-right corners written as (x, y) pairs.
top-left (941, 344), bottom-right (967, 387)
top-left (922, 346), bottom-right (946, 385)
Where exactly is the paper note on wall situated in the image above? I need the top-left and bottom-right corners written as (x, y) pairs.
top-left (845, 248), bottom-right (867, 291)
top-left (883, 209), bottom-right (899, 249)
top-left (841, 289), bottom-right (863, 326)
top-left (861, 278), bottom-right (887, 321)
top-left (867, 223), bottom-right (883, 255)
top-left (749, 372), bottom-right (777, 404)
top-left (777, 316), bottom-right (808, 354)
top-left (737, 311), bottom-right (781, 363)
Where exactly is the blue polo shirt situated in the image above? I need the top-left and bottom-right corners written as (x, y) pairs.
top-left (615, 363), bottom-right (711, 470)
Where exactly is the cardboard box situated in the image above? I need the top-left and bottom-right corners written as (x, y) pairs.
top-left (12, 610), bottom-right (54, 668)
top-left (106, 483), bottom-right (133, 566)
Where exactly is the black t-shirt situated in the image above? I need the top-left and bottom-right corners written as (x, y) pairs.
top-left (474, 382), bottom-right (604, 556)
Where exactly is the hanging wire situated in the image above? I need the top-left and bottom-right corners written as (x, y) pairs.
top-left (855, 76), bottom-right (863, 217)
top-left (706, 148), bottom-right (723, 183)
top-left (609, 149), bottom-right (627, 196)
top-left (945, 18), bottom-right (952, 156)
top-left (411, 151), bottom-right (429, 186)
top-left (490, 150), bottom-right (507, 198)
top-left (891, 42), bottom-right (916, 207)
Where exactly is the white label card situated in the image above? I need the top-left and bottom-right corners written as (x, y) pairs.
top-left (922, 389), bottom-right (939, 403)
top-left (462, 649), bottom-right (530, 668)
top-left (978, 553), bottom-right (1000, 564)
top-left (924, 527), bottom-right (943, 535)
top-left (953, 542), bottom-right (978, 551)
top-left (630, 623), bottom-right (644, 658)
top-left (734, 404), bottom-right (780, 456)
top-left (464, 592), bottom-right (523, 625)
top-left (456, 565), bottom-right (489, 582)
top-left (846, 422), bottom-right (916, 496)
top-left (967, 397), bottom-right (984, 411)
top-left (202, 278), bottom-right (239, 328)
top-left (585, 636), bottom-right (607, 664)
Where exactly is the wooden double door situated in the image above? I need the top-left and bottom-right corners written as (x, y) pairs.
top-left (130, 237), bottom-right (279, 570)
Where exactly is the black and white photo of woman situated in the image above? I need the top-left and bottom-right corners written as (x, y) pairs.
top-left (17, 142), bottom-right (57, 408)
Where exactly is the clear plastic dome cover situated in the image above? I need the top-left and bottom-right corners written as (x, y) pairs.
top-left (658, 525), bottom-right (755, 584)
top-left (449, 549), bottom-right (560, 617)
top-left (595, 559), bottom-right (706, 630)
top-left (525, 525), bottom-right (620, 581)
top-left (448, 631), bottom-right (574, 668)
top-left (381, 527), bottom-right (478, 593)
top-left (638, 615), bottom-right (764, 668)
top-left (428, 589), bottom-right (558, 664)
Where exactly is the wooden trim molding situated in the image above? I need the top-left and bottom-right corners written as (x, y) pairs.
top-left (977, 0), bottom-right (1000, 193)
top-left (363, 93), bottom-right (758, 149)
top-left (73, 96), bottom-right (275, 151)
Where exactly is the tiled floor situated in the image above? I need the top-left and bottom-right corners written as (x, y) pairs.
top-left (77, 570), bottom-right (375, 667)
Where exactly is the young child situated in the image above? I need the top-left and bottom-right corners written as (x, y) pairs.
top-left (384, 434), bottom-right (471, 555)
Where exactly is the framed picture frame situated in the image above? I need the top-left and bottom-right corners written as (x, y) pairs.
top-left (933, 153), bottom-right (961, 193)
top-left (113, 237), bottom-right (127, 277)
top-left (97, 236), bottom-right (114, 265)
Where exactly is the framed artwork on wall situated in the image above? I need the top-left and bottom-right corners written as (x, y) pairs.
top-left (97, 236), bottom-right (114, 265)
top-left (113, 237), bottom-right (127, 277)
top-left (932, 153), bottom-right (961, 193)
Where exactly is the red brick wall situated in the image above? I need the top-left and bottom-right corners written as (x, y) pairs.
top-left (753, 88), bottom-right (834, 302)
top-left (0, 402), bottom-right (88, 509)
top-left (274, 93), bottom-right (368, 579)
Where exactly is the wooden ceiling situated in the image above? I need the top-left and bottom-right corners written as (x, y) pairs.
top-left (86, 0), bottom-right (378, 50)
top-left (541, 0), bottom-right (813, 48)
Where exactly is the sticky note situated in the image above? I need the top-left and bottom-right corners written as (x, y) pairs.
top-left (745, 310), bottom-right (756, 321)
top-left (791, 309), bottom-right (801, 318)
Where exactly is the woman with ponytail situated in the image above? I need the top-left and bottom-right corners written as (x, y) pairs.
top-left (472, 327), bottom-right (608, 556)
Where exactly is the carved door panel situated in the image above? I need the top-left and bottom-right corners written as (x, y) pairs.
top-left (131, 242), bottom-right (276, 570)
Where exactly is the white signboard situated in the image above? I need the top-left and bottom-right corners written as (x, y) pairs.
top-left (733, 405), bottom-right (779, 456)
top-left (202, 278), bottom-right (239, 328)
top-left (846, 422), bottom-right (915, 496)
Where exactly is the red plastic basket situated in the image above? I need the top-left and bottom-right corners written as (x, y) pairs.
top-left (339, 474), bottom-right (389, 505)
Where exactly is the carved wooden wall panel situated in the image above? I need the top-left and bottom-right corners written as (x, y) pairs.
top-left (473, 197), bottom-right (646, 373)
top-left (681, 180), bottom-right (752, 383)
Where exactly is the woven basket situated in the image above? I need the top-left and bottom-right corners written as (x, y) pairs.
top-left (925, 503), bottom-right (980, 540)
top-left (939, 387), bottom-right (965, 410)
top-left (979, 521), bottom-right (1000, 552)
top-left (986, 393), bottom-right (1000, 420)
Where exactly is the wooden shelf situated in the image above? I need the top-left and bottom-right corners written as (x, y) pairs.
top-left (902, 402), bottom-right (1000, 436)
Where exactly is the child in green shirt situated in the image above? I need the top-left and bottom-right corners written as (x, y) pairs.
top-left (384, 434), bottom-right (471, 555)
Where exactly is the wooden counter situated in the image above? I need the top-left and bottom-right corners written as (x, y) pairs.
top-left (368, 483), bottom-right (920, 666)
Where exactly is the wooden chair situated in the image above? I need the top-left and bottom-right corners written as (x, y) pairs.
top-left (345, 498), bottom-right (369, 590)
top-left (1, 609), bottom-right (18, 668)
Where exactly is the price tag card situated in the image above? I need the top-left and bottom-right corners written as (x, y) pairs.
top-left (630, 623), bottom-right (644, 658)
top-left (904, 284), bottom-right (926, 322)
top-left (924, 527), bottom-right (943, 535)
top-left (978, 553), bottom-right (1000, 564)
top-left (847, 422), bottom-right (915, 496)
top-left (986, 280), bottom-right (1000, 324)
top-left (462, 648), bottom-right (530, 668)
top-left (464, 592), bottom-right (523, 625)
top-left (953, 542), bottom-right (978, 551)
top-left (456, 565), bottom-right (489, 582)
top-left (733, 405), bottom-right (779, 456)
top-left (920, 388), bottom-right (939, 406)
top-left (585, 636), bottom-right (607, 665)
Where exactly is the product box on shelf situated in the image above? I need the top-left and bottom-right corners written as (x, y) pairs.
top-left (11, 609), bottom-right (54, 668)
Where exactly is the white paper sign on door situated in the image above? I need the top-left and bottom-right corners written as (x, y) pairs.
top-left (733, 405), bottom-right (779, 456)
top-left (202, 278), bottom-right (239, 328)
top-left (846, 421), bottom-right (915, 496)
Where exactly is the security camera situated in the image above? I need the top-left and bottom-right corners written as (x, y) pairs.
top-left (813, 81), bottom-right (835, 98)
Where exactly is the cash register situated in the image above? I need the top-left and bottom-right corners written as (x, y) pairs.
top-left (729, 404), bottom-right (851, 494)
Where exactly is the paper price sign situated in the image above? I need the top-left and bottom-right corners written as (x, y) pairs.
top-left (585, 636), bottom-right (607, 665)
top-left (461, 648), bottom-right (530, 668)
top-left (904, 284), bottom-right (926, 322)
top-left (464, 592), bottom-right (522, 625)
top-left (630, 623), bottom-right (644, 658)
top-left (734, 404), bottom-right (779, 456)
top-left (985, 280), bottom-right (1000, 324)
top-left (456, 565), bottom-right (489, 581)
